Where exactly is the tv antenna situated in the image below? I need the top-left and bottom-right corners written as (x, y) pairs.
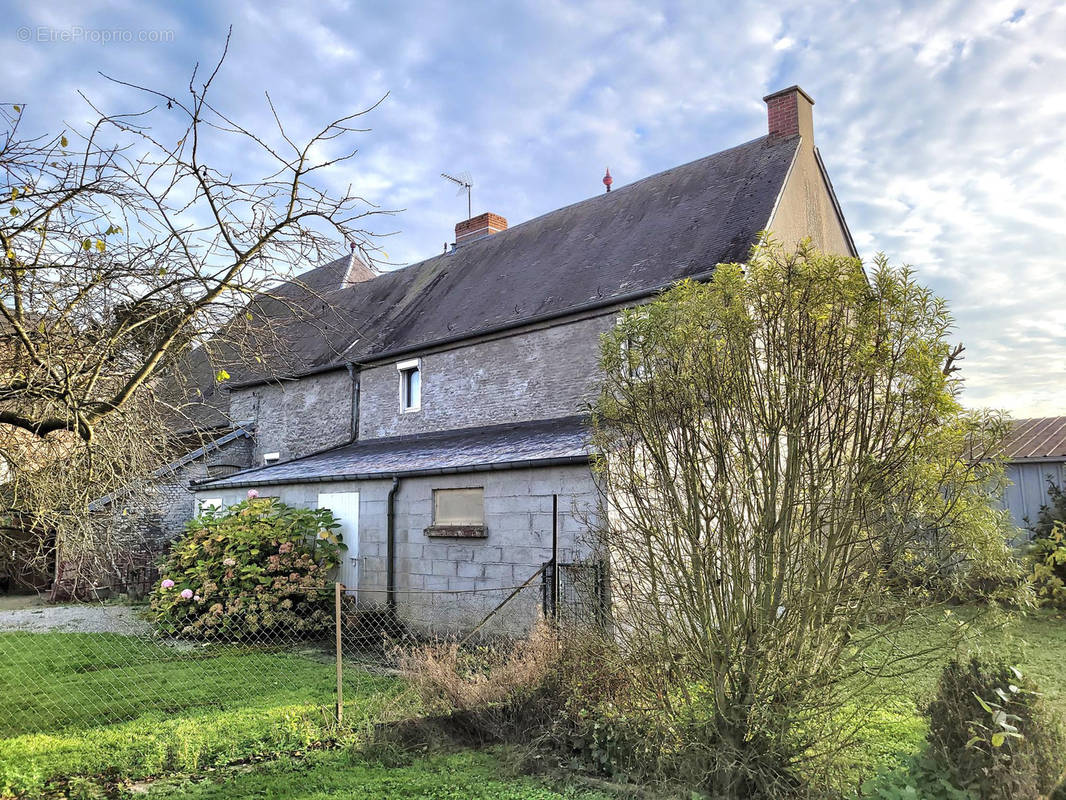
top-left (441, 171), bottom-right (473, 220)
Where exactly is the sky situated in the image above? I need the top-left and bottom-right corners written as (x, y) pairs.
top-left (4, 0), bottom-right (1065, 417)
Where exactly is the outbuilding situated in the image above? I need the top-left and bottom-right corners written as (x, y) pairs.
top-left (1002, 417), bottom-right (1066, 535)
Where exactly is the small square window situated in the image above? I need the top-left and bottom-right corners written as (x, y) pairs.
top-left (397, 359), bottom-right (421, 412)
top-left (433, 488), bottom-right (484, 526)
top-left (425, 487), bottom-right (487, 537)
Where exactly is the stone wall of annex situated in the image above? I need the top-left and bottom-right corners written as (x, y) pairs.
top-left (228, 369), bottom-right (356, 464)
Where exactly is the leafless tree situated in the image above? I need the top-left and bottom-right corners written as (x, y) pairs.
top-left (0, 33), bottom-right (393, 594)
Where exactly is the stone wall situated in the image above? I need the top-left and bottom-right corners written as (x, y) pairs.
top-left (153, 434), bottom-right (255, 543)
top-left (228, 369), bottom-right (356, 463)
top-left (357, 314), bottom-right (614, 439)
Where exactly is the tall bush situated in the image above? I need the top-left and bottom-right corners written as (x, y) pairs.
top-left (590, 242), bottom-right (1018, 795)
top-left (149, 496), bottom-right (344, 639)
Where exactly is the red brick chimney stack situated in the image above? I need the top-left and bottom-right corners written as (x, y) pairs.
top-left (455, 212), bottom-right (507, 246)
top-left (763, 85), bottom-right (815, 141)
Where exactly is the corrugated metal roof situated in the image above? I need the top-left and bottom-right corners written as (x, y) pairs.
top-left (193, 415), bottom-right (592, 490)
top-left (1004, 417), bottom-right (1066, 461)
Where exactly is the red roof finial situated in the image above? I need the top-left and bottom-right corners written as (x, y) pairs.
top-left (602, 167), bottom-right (613, 193)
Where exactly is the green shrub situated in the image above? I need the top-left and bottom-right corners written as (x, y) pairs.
top-left (149, 497), bottom-right (344, 639)
top-left (1028, 480), bottom-right (1066, 539)
top-left (926, 656), bottom-right (1065, 799)
top-left (1029, 521), bottom-right (1066, 609)
top-left (861, 753), bottom-right (973, 800)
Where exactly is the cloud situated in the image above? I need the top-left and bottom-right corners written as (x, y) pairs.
top-left (4, 0), bottom-right (1065, 416)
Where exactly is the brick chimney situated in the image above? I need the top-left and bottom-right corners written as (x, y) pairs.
top-left (455, 212), bottom-right (507, 246)
top-left (763, 85), bottom-right (815, 142)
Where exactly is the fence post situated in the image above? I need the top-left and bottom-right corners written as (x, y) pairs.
top-left (551, 494), bottom-right (560, 621)
top-left (334, 582), bottom-right (343, 723)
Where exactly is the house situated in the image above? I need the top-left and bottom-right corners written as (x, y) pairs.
top-left (30, 256), bottom-right (380, 600)
top-left (1001, 417), bottom-right (1066, 535)
top-left (0, 256), bottom-right (374, 600)
top-left (185, 86), bottom-right (857, 632)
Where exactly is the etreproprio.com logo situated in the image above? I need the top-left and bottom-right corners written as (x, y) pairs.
top-left (16, 26), bottom-right (176, 44)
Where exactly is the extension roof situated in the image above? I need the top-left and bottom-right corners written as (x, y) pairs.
top-left (195, 415), bottom-right (590, 489)
top-left (1004, 417), bottom-right (1066, 462)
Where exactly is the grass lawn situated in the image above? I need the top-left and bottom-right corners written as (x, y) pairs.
top-left (141, 749), bottom-right (612, 800)
top-left (0, 631), bottom-right (406, 797)
top-left (0, 632), bottom-right (354, 736)
top-left (844, 606), bottom-right (1066, 787)
top-left (1, 608), bottom-right (1063, 799)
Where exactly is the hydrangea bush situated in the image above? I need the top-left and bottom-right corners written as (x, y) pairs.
top-left (150, 494), bottom-right (345, 639)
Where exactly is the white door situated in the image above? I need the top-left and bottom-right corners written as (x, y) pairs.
top-left (318, 492), bottom-right (360, 590)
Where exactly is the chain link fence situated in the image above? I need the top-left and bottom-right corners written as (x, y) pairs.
top-left (0, 559), bottom-right (609, 740)
top-left (0, 591), bottom-right (337, 738)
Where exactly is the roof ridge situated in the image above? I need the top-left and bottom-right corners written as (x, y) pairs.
top-left (347, 134), bottom-right (783, 284)
top-left (438, 134), bottom-right (782, 252)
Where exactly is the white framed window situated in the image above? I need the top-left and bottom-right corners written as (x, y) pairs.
top-left (263, 452), bottom-right (280, 465)
top-left (432, 487), bottom-right (485, 526)
top-left (397, 358), bottom-right (421, 412)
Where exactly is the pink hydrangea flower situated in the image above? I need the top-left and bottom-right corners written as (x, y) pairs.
top-left (194, 595), bottom-right (201, 602)
top-left (247, 489), bottom-right (259, 499)
top-left (180, 589), bottom-right (193, 599)
top-left (161, 579), bottom-right (175, 589)
top-left (222, 558), bottom-right (236, 567)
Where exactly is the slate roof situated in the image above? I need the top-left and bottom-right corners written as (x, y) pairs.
top-left (1004, 417), bottom-right (1066, 461)
top-left (194, 416), bottom-right (592, 489)
top-left (199, 133), bottom-right (800, 387)
top-left (169, 131), bottom-right (799, 435)
top-left (265, 252), bottom-right (376, 298)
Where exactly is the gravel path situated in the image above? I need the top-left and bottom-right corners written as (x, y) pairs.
top-left (0, 603), bottom-right (153, 635)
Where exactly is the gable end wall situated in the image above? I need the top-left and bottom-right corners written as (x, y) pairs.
top-left (767, 142), bottom-right (853, 257)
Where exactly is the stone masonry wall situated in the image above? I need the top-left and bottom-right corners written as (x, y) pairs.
top-left (228, 369), bottom-right (355, 463)
top-left (153, 434), bottom-right (255, 543)
top-left (358, 313), bottom-right (615, 439)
